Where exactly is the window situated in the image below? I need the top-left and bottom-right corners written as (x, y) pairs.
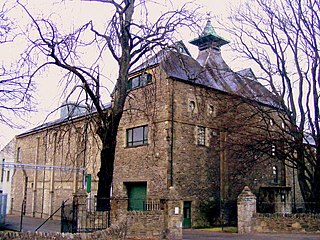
top-left (197, 126), bottom-right (206, 146)
top-left (271, 144), bottom-right (276, 156)
top-left (128, 73), bottom-right (152, 90)
top-left (126, 125), bottom-right (148, 147)
top-left (208, 105), bottom-right (217, 117)
top-left (189, 100), bottom-right (196, 112)
top-left (6, 170), bottom-right (10, 182)
top-left (272, 166), bottom-right (278, 183)
top-left (17, 147), bottom-right (21, 162)
top-left (269, 119), bottom-right (274, 126)
top-left (1, 159), bottom-right (4, 183)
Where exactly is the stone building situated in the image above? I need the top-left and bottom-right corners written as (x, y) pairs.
top-left (0, 138), bottom-right (16, 214)
top-left (112, 20), bottom-right (293, 227)
top-left (11, 105), bottom-right (102, 218)
top-left (10, 20), bottom-right (295, 227)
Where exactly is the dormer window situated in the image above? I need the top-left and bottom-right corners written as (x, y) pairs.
top-left (128, 73), bottom-right (152, 90)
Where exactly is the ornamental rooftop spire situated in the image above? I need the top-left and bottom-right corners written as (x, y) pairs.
top-left (190, 19), bottom-right (229, 51)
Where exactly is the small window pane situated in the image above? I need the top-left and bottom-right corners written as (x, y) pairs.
top-left (197, 127), bottom-right (205, 146)
top-left (273, 166), bottom-right (278, 183)
top-left (140, 74), bottom-right (151, 86)
top-left (127, 79), bottom-right (132, 89)
top-left (127, 129), bottom-right (132, 142)
top-left (131, 76), bottom-right (140, 88)
top-left (127, 126), bottom-right (148, 147)
top-left (143, 127), bottom-right (148, 144)
top-left (189, 101), bottom-right (195, 112)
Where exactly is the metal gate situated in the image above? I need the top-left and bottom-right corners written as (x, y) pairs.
top-left (61, 198), bottom-right (110, 233)
top-left (61, 201), bottom-right (77, 233)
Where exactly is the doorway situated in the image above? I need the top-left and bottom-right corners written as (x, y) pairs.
top-left (183, 201), bottom-right (192, 228)
top-left (126, 182), bottom-right (147, 211)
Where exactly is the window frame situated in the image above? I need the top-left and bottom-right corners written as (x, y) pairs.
top-left (272, 166), bottom-right (278, 184)
top-left (128, 73), bottom-right (152, 90)
top-left (208, 104), bottom-right (217, 117)
top-left (126, 125), bottom-right (148, 147)
top-left (197, 126), bottom-right (206, 146)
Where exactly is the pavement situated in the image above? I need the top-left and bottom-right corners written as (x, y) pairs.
top-left (2, 214), bottom-right (60, 232)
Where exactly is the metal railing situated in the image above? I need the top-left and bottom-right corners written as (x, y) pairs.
top-left (0, 194), bottom-right (7, 225)
top-left (257, 201), bottom-right (320, 214)
top-left (61, 197), bottom-right (110, 233)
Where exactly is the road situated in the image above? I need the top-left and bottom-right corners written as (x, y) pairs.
top-left (183, 229), bottom-right (320, 240)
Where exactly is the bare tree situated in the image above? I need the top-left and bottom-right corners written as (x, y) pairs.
top-left (226, 0), bottom-right (320, 211)
top-left (0, 1), bottom-right (33, 128)
top-left (10, 0), bottom-right (200, 209)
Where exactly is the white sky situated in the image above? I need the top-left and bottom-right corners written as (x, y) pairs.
top-left (0, 0), bottom-right (241, 148)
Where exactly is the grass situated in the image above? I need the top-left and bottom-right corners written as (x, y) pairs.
top-left (198, 226), bottom-right (238, 233)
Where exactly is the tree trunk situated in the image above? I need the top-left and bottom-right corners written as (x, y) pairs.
top-left (96, 112), bottom-right (123, 211)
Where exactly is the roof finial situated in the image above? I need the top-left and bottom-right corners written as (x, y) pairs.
top-left (189, 13), bottom-right (229, 51)
top-left (206, 12), bottom-right (212, 22)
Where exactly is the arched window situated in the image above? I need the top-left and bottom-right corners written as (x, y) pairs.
top-left (272, 166), bottom-right (278, 183)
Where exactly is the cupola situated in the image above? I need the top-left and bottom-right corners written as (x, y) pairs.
top-left (190, 19), bottom-right (229, 51)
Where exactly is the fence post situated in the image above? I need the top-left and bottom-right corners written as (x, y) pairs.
top-left (166, 187), bottom-right (183, 240)
top-left (73, 189), bottom-right (87, 231)
top-left (237, 186), bottom-right (256, 234)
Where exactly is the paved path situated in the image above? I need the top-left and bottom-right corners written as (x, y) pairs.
top-left (3, 214), bottom-right (60, 232)
top-left (3, 215), bottom-right (320, 240)
top-left (183, 229), bottom-right (320, 240)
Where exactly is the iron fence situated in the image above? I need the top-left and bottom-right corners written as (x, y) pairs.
top-left (257, 201), bottom-right (320, 214)
top-left (0, 194), bottom-right (7, 225)
top-left (61, 197), bottom-right (110, 233)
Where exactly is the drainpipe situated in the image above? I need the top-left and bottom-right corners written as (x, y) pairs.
top-left (170, 79), bottom-right (174, 187)
top-left (169, 80), bottom-right (175, 187)
top-left (32, 137), bottom-right (40, 217)
top-left (82, 122), bottom-right (88, 191)
top-left (41, 133), bottom-right (48, 218)
top-left (293, 166), bottom-right (296, 212)
top-left (49, 133), bottom-right (57, 216)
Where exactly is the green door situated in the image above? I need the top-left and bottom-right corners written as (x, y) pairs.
top-left (183, 201), bottom-right (192, 228)
top-left (127, 182), bottom-right (147, 211)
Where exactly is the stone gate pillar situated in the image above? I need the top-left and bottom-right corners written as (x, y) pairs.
top-left (73, 189), bottom-right (87, 230)
top-left (166, 187), bottom-right (183, 240)
top-left (237, 186), bottom-right (256, 234)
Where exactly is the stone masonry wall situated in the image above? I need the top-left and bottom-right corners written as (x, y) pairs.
top-left (12, 118), bottom-right (101, 219)
top-left (237, 186), bottom-right (320, 233)
top-left (114, 61), bottom-right (295, 228)
top-left (252, 213), bottom-right (320, 233)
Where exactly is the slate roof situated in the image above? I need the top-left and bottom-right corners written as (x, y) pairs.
top-left (17, 102), bottom-right (111, 137)
top-left (131, 46), bottom-right (280, 108)
top-left (131, 20), bottom-right (280, 108)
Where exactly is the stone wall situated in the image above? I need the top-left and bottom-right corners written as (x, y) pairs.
top-left (126, 211), bottom-right (166, 238)
top-left (0, 201), bottom-right (183, 240)
top-left (114, 197), bottom-right (183, 239)
top-left (253, 213), bottom-right (320, 233)
top-left (237, 186), bottom-right (320, 234)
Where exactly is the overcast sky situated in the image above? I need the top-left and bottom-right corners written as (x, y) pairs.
top-left (0, 0), bottom-right (240, 148)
